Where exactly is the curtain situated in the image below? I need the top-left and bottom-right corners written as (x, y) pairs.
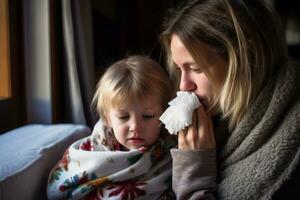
top-left (61, 0), bottom-right (96, 127)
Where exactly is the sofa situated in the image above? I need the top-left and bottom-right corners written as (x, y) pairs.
top-left (0, 124), bottom-right (91, 200)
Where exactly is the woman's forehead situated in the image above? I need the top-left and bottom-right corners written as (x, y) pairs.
top-left (170, 34), bottom-right (220, 67)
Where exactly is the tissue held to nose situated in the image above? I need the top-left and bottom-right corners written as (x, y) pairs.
top-left (159, 91), bottom-right (200, 135)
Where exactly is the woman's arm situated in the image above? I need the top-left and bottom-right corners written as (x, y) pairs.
top-left (171, 149), bottom-right (217, 200)
top-left (172, 105), bottom-right (217, 199)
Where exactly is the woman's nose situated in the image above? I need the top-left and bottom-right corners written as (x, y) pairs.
top-left (179, 73), bottom-right (196, 91)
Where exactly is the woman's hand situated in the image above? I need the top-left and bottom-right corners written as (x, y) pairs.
top-left (178, 104), bottom-right (216, 149)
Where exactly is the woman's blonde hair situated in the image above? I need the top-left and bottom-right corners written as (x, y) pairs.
top-left (160, 0), bottom-right (288, 129)
top-left (92, 55), bottom-right (172, 123)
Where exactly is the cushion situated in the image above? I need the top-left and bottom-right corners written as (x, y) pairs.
top-left (0, 124), bottom-right (91, 200)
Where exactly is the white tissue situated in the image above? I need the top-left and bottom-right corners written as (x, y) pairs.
top-left (159, 91), bottom-right (200, 135)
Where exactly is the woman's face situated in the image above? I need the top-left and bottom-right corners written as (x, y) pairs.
top-left (170, 34), bottom-right (227, 112)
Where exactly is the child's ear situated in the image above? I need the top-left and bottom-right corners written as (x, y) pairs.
top-left (104, 116), bottom-right (112, 127)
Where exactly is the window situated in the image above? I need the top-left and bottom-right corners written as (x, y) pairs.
top-left (0, 0), bottom-right (11, 99)
top-left (0, 0), bottom-right (24, 133)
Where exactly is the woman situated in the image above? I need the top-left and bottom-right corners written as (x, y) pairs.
top-left (160, 0), bottom-right (300, 199)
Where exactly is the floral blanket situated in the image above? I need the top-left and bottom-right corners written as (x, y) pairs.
top-left (47, 120), bottom-right (176, 200)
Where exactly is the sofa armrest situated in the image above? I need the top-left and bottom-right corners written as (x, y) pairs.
top-left (0, 124), bottom-right (91, 200)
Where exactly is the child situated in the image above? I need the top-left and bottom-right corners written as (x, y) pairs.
top-left (47, 55), bottom-right (177, 200)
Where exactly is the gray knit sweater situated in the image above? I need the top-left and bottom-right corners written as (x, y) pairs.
top-left (171, 61), bottom-right (300, 200)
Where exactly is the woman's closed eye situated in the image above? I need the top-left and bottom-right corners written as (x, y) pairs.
top-left (191, 68), bottom-right (202, 73)
top-left (189, 65), bottom-right (203, 73)
top-left (183, 62), bottom-right (202, 73)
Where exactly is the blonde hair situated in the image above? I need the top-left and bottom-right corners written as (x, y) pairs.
top-left (161, 0), bottom-right (288, 129)
top-left (92, 55), bottom-right (172, 123)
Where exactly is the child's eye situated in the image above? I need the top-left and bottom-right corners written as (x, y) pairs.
top-left (143, 115), bottom-right (155, 119)
top-left (117, 115), bottom-right (129, 120)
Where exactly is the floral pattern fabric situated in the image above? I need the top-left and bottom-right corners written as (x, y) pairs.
top-left (47, 120), bottom-right (176, 200)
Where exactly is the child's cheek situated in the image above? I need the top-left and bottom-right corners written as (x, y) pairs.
top-left (110, 117), bottom-right (124, 126)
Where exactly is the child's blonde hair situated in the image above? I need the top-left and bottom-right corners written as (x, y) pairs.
top-left (92, 55), bottom-right (173, 123)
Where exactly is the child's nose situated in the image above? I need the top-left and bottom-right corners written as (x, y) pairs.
top-left (129, 117), bottom-right (142, 133)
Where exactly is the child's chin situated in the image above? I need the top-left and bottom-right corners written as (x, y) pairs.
top-left (127, 144), bottom-right (148, 150)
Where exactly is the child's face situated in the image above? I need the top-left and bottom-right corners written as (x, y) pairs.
top-left (106, 95), bottom-right (163, 150)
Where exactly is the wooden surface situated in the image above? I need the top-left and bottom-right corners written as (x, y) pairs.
top-left (0, 0), bottom-right (11, 99)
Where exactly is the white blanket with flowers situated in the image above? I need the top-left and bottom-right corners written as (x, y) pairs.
top-left (47, 120), bottom-right (176, 200)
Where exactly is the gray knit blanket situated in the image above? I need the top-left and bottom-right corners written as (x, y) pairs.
top-left (218, 61), bottom-right (300, 200)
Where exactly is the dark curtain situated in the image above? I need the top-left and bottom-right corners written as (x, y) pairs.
top-left (274, 0), bottom-right (300, 60)
top-left (60, 0), bottom-right (96, 127)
